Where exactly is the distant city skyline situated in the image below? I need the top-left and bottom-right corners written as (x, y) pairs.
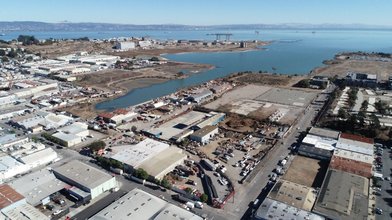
top-left (1, 0), bottom-right (392, 26)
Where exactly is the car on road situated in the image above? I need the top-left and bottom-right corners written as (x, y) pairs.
top-left (375, 207), bottom-right (383, 215)
top-left (385, 176), bottom-right (390, 181)
top-left (214, 172), bottom-right (220, 177)
top-left (373, 187), bottom-right (381, 192)
top-left (53, 210), bottom-right (63, 216)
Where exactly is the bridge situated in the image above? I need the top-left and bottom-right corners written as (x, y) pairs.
top-left (207, 33), bottom-right (233, 41)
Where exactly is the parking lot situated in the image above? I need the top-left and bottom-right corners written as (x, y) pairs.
top-left (374, 145), bottom-right (392, 219)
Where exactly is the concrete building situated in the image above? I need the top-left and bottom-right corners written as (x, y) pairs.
top-left (254, 198), bottom-right (324, 220)
top-left (16, 148), bottom-right (58, 170)
top-left (310, 76), bottom-right (330, 87)
top-left (138, 41), bottom-right (151, 47)
top-left (0, 156), bottom-right (28, 183)
top-left (137, 147), bottom-right (187, 180)
top-left (111, 138), bottom-right (169, 172)
top-left (0, 185), bottom-right (26, 213)
top-left (116, 42), bottom-right (135, 50)
top-left (329, 154), bottom-right (372, 178)
top-left (192, 112), bottom-right (225, 130)
top-left (53, 160), bottom-right (116, 199)
top-left (8, 169), bottom-right (69, 206)
top-left (267, 180), bottom-right (317, 211)
top-left (298, 145), bottom-right (333, 160)
top-left (313, 169), bottom-right (369, 220)
top-left (188, 90), bottom-right (213, 103)
top-left (89, 188), bottom-right (203, 220)
top-left (309, 127), bottom-right (340, 140)
top-left (189, 125), bottom-right (218, 143)
top-left (332, 148), bottom-right (373, 165)
top-left (302, 134), bottom-right (337, 151)
top-left (336, 133), bottom-right (374, 155)
top-left (53, 122), bottom-right (89, 146)
top-left (345, 72), bottom-right (377, 88)
top-left (3, 203), bottom-right (49, 220)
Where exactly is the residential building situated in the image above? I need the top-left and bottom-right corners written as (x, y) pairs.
top-left (344, 72), bottom-right (377, 88)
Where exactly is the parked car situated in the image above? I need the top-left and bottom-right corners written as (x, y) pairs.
top-left (53, 210), bottom-right (63, 216)
top-left (375, 207), bottom-right (383, 214)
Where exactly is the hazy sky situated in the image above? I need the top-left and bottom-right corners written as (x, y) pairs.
top-left (1, 0), bottom-right (391, 26)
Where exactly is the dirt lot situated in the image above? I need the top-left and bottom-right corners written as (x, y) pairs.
top-left (283, 156), bottom-right (329, 188)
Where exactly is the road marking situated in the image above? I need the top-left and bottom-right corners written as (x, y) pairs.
top-left (228, 212), bottom-right (237, 216)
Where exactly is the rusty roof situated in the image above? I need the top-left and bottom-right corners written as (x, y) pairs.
top-left (339, 133), bottom-right (373, 144)
top-left (99, 112), bottom-right (116, 119)
top-left (329, 155), bottom-right (372, 178)
top-left (113, 109), bottom-right (130, 115)
top-left (0, 185), bottom-right (25, 210)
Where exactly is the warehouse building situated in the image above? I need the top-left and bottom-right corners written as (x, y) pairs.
top-left (188, 90), bottom-right (213, 103)
top-left (0, 185), bottom-right (26, 213)
top-left (89, 188), bottom-right (203, 220)
top-left (254, 198), bottom-right (324, 220)
top-left (301, 134), bottom-right (337, 151)
top-left (111, 138), bottom-right (169, 173)
top-left (53, 160), bottom-right (116, 199)
top-left (137, 147), bottom-right (187, 180)
top-left (16, 148), bottom-right (58, 170)
top-left (332, 148), bottom-right (373, 165)
top-left (53, 122), bottom-right (89, 146)
top-left (329, 154), bottom-right (372, 178)
top-left (267, 180), bottom-right (317, 211)
top-left (309, 127), bottom-right (340, 140)
top-left (313, 169), bottom-right (369, 220)
top-left (336, 134), bottom-right (374, 156)
top-left (189, 125), bottom-right (218, 143)
top-left (8, 169), bottom-right (69, 206)
top-left (298, 145), bottom-right (333, 161)
top-left (3, 203), bottom-right (49, 220)
top-left (116, 42), bottom-right (135, 50)
top-left (0, 155), bottom-right (28, 183)
top-left (192, 112), bottom-right (225, 130)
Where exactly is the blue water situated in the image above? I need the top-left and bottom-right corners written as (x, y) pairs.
top-left (3, 29), bottom-right (391, 111)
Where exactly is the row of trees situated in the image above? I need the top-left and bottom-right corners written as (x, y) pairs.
top-left (41, 133), bottom-right (68, 147)
top-left (347, 87), bottom-right (359, 108)
top-left (95, 155), bottom-right (123, 169)
top-left (88, 141), bottom-right (106, 152)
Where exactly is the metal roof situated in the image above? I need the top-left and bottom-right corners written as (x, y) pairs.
top-left (333, 149), bottom-right (373, 165)
top-left (4, 203), bottom-right (48, 220)
top-left (336, 138), bottom-right (373, 155)
top-left (113, 108), bottom-right (130, 115)
top-left (190, 125), bottom-right (218, 138)
top-left (329, 156), bottom-right (372, 178)
top-left (339, 133), bottom-right (373, 144)
top-left (0, 185), bottom-right (25, 210)
top-left (309, 127), bottom-right (340, 140)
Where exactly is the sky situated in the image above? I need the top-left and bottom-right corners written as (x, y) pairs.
top-left (1, 0), bottom-right (392, 26)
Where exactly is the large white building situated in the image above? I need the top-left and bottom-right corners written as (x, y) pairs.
top-left (116, 42), bottom-right (135, 50)
top-left (16, 148), bottom-right (58, 170)
top-left (0, 155), bottom-right (28, 183)
top-left (53, 122), bottom-right (89, 147)
top-left (89, 188), bottom-right (203, 220)
top-left (189, 125), bottom-right (218, 143)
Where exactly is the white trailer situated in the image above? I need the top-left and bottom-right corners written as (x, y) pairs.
top-left (280, 159), bottom-right (287, 166)
top-left (185, 201), bottom-right (195, 209)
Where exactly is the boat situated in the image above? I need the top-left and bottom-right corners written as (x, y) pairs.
top-left (164, 31), bottom-right (171, 34)
top-left (98, 32), bottom-right (108, 34)
top-left (255, 31), bottom-right (260, 34)
top-left (0, 34), bottom-right (4, 36)
top-left (272, 67), bottom-right (277, 70)
top-left (312, 31), bottom-right (316, 34)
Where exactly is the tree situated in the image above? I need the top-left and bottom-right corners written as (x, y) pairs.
top-left (200, 194), bottom-right (208, 203)
top-left (131, 125), bottom-right (137, 132)
top-left (0, 49), bottom-right (5, 56)
top-left (360, 100), bottom-right (369, 112)
top-left (339, 80), bottom-right (346, 90)
top-left (31, 136), bottom-right (39, 143)
top-left (177, 71), bottom-right (185, 77)
top-left (7, 49), bottom-right (17, 58)
top-left (1, 56), bottom-right (8, 62)
top-left (185, 187), bottom-right (193, 194)
top-left (161, 178), bottom-right (169, 188)
top-left (26, 56), bottom-right (33, 62)
top-left (320, 82), bottom-right (327, 89)
top-left (297, 79), bottom-right (310, 88)
top-left (89, 141), bottom-right (106, 152)
top-left (370, 114), bottom-right (380, 128)
top-left (338, 108), bottom-right (347, 119)
top-left (375, 100), bottom-right (387, 115)
top-left (135, 168), bottom-right (149, 180)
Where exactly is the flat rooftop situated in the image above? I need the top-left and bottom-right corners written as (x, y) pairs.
top-left (190, 125), bottom-right (217, 138)
top-left (329, 155), bottom-right (372, 178)
top-left (8, 169), bottom-right (69, 205)
top-left (339, 133), bottom-right (373, 144)
top-left (302, 134), bottom-right (337, 151)
top-left (111, 138), bottom-right (169, 167)
top-left (4, 203), bottom-right (48, 220)
top-left (267, 180), bottom-right (317, 211)
top-left (255, 198), bottom-right (325, 220)
top-left (333, 148), bottom-right (373, 165)
top-left (309, 127), bottom-right (340, 140)
top-left (53, 160), bottom-right (114, 189)
top-left (0, 185), bottom-right (25, 210)
top-left (336, 139), bottom-right (373, 155)
top-left (313, 169), bottom-right (369, 220)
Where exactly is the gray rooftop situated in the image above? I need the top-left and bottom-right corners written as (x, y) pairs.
top-left (255, 198), bottom-right (325, 220)
top-left (53, 160), bottom-right (114, 189)
top-left (190, 125), bottom-right (218, 138)
top-left (313, 169), bottom-right (369, 220)
top-left (4, 203), bottom-right (49, 220)
top-left (298, 145), bottom-right (333, 158)
top-left (309, 127), bottom-right (340, 140)
top-left (8, 169), bottom-right (69, 205)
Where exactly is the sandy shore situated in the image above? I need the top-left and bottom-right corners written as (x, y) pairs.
top-left (118, 78), bottom-right (170, 91)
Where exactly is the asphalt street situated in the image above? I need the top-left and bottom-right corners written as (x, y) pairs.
top-left (375, 147), bottom-right (392, 220)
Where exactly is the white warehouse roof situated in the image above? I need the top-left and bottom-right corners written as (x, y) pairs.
top-left (111, 138), bottom-right (169, 167)
top-left (333, 149), bottom-right (373, 165)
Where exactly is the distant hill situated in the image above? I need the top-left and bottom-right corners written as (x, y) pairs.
top-left (0, 21), bottom-right (391, 31)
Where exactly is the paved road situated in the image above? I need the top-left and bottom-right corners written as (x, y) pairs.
top-left (375, 147), bottom-right (392, 220)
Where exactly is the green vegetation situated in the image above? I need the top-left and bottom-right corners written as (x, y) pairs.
top-left (96, 156), bottom-right (123, 169)
top-left (89, 141), bottom-right (106, 152)
top-left (134, 168), bottom-right (149, 180)
top-left (338, 108), bottom-right (346, 119)
top-left (297, 79), bottom-right (310, 88)
top-left (200, 194), bottom-right (208, 203)
top-left (374, 100), bottom-right (389, 115)
top-left (185, 187), bottom-right (193, 194)
top-left (161, 178), bottom-right (169, 188)
top-left (31, 136), bottom-right (39, 143)
top-left (0, 49), bottom-right (5, 56)
top-left (347, 87), bottom-right (359, 108)
top-left (41, 133), bottom-right (68, 147)
top-left (18, 35), bottom-right (39, 46)
top-left (320, 82), bottom-right (327, 89)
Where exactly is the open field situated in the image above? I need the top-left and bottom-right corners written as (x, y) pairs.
top-left (204, 85), bottom-right (316, 125)
top-left (283, 156), bottom-right (329, 188)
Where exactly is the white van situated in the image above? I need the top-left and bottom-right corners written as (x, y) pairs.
top-left (253, 199), bottom-right (260, 207)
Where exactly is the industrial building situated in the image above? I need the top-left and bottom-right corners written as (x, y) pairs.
top-left (137, 147), bottom-right (187, 180)
top-left (297, 145), bottom-right (333, 160)
top-left (2, 203), bottom-right (49, 220)
top-left (53, 160), bottom-right (116, 199)
top-left (192, 112), bottom-right (225, 130)
top-left (0, 155), bottom-right (28, 183)
top-left (0, 185), bottom-right (26, 213)
top-left (308, 127), bottom-right (340, 140)
top-left (332, 148), bottom-right (373, 165)
top-left (301, 134), bottom-right (337, 151)
top-left (267, 180), bottom-right (317, 211)
top-left (344, 72), bottom-right (377, 88)
top-left (116, 42), bottom-right (135, 50)
top-left (53, 122), bottom-right (89, 146)
top-left (329, 154), bottom-right (372, 178)
top-left (188, 90), bottom-right (213, 103)
top-left (254, 198), bottom-right (324, 220)
top-left (189, 125), bottom-right (218, 143)
top-left (8, 169), bottom-right (69, 206)
top-left (313, 169), bottom-right (369, 220)
top-left (336, 133), bottom-right (374, 155)
top-left (310, 76), bottom-right (330, 87)
top-left (16, 148), bottom-right (58, 170)
top-left (89, 188), bottom-right (203, 220)
top-left (111, 138), bottom-right (169, 173)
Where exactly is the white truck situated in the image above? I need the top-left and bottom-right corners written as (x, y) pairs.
top-left (194, 201), bottom-right (204, 209)
top-left (280, 159), bottom-right (287, 166)
top-left (185, 201), bottom-right (195, 209)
